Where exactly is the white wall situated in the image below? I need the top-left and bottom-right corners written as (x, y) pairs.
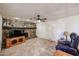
top-left (36, 15), bottom-right (79, 41)
top-left (0, 15), bottom-right (2, 51)
top-left (36, 22), bottom-right (49, 39)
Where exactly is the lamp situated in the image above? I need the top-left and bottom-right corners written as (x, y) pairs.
top-left (64, 31), bottom-right (69, 41)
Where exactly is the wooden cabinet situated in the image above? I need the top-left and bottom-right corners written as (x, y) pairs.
top-left (6, 36), bottom-right (26, 48)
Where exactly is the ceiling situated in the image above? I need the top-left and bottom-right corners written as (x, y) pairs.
top-left (0, 3), bottom-right (79, 20)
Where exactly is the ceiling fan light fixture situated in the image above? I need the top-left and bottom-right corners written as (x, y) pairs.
top-left (37, 20), bottom-right (41, 22)
top-left (31, 14), bottom-right (47, 23)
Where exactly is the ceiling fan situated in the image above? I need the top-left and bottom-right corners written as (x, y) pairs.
top-left (30, 14), bottom-right (47, 22)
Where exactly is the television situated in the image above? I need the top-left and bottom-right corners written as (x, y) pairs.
top-left (9, 29), bottom-right (26, 38)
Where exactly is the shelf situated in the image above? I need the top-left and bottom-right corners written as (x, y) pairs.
top-left (3, 26), bottom-right (36, 29)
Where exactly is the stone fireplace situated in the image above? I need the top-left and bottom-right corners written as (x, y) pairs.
top-left (2, 18), bottom-right (36, 49)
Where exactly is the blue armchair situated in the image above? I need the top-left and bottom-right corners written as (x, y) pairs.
top-left (56, 33), bottom-right (79, 56)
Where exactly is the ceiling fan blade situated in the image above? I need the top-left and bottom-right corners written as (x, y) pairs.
top-left (42, 18), bottom-right (47, 20)
top-left (41, 20), bottom-right (45, 22)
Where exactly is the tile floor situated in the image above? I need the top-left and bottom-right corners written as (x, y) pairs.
top-left (0, 38), bottom-right (56, 56)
